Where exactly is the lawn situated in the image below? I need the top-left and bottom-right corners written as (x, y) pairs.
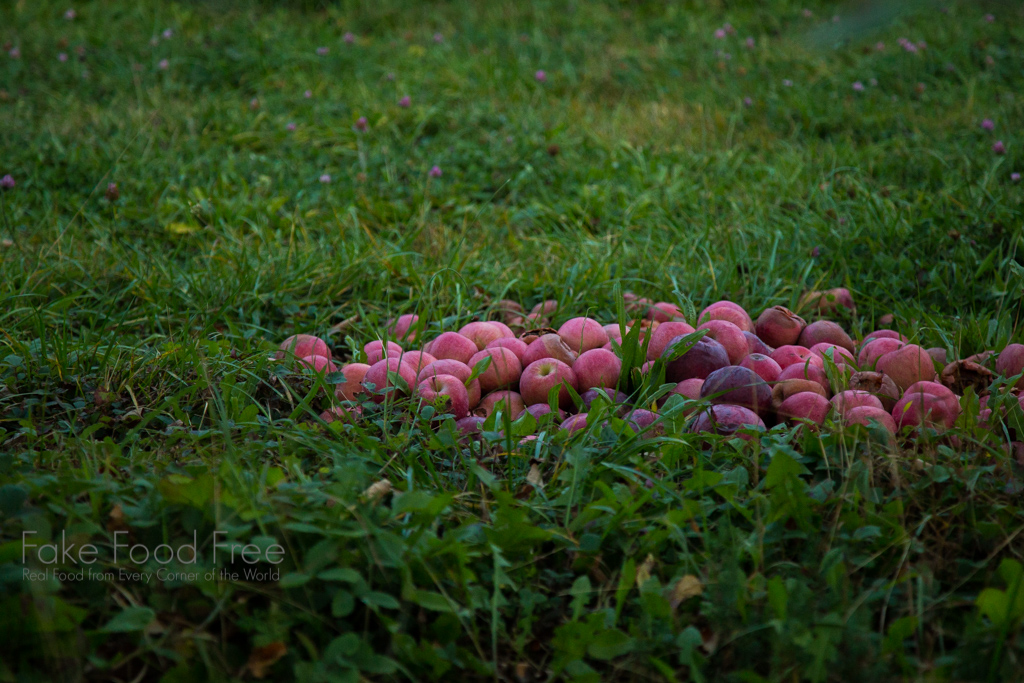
top-left (2, 0), bottom-right (1024, 681)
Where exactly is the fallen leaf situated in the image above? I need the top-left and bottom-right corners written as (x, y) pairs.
top-left (670, 575), bottom-right (703, 609)
top-left (635, 553), bottom-right (656, 588)
top-left (107, 504), bottom-right (129, 533)
top-left (526, 464), bottom-right (544, 488)
top-left (328, 314), bottom-right (360, 335)
top-left (167, 222), bottom-right (197, 235)
top-left (362, 479), bottom-right (393, 503)
top-left (247, 641), bottom-right (287, 679)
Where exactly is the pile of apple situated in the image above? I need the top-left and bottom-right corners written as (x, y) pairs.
top-left (273, 289), bottom-right (1024, 446)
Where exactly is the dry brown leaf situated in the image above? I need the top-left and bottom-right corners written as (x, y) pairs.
top-left (362, 479), bottom-right (393, 503)
top-left (328, 314), bottom-right (360, 335)
top-left (635, 553), bottom-right (656, 588)
top-left (247, 641), bottom-right (287, 679)
top-left (670, 575), bottom-right (703, 609)
top-left (526, 464), bottom-right (544, 488)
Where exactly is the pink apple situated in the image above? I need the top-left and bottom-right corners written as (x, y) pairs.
top-left (573, 348), bottom-right (622, 391)
top-left (558, 317), bottom-right (609, 354)
top-left (522, 333), bottom-right (578, 367)
top-left (771, 345), bottom-right (823, 370)
top-left (530, 299), bottom-right (559, 316)
top-left (455, 416), bottom-right (486, 441)
top-left (363, 357), bottom-right (417, 402)
top-left (877, 344), bottom-right (936, 390)
top-left (667, 378), bottom-right (705, 413)
top-left (417, 374), bottom-right (470, 418)
top-left (525, 403), bottom-right (567, 422)
top-left (489, 321), bottom-right (516, 338)
top-left (740, 353), bottom-right (782, 383)
top-left (468, 347), bottom-right (523, 393)
top-left (276, 334), bottom-right (331, 361)
top-left (646, 321), bottom-right (696, 361)
top-left (459, 321), bottom-right (506, 350)
top-left (697, 319), bottom-right (748, 364)
top-left (646, 302), bottom-right (686, 322)
top-left (698, 301), bottom-right (754, 332)
top-left (320, 405), bottom-right (361, 424)
top-left (809, 343), bottom-right (856, 366)
top-left (830, 390), bottom-right (883, 415)
top-left (857, 337), bottom-right (903, 369)
top-left (560, 413), bottom-right (589, 435)
top-left (418, 359), bottom-right (482, 408)
top-left (334, 363), bottom-right (370, 401)
top-left (297, 354), bottom-right (338, 375)
top-left (520, 359), bottom-right (578, 408)
top-left (603, 323), bottom-right (627, 342)
top-left (844, 406), bottom-right (896, 434)
top-left (428, 332), bottom-right (478, 365)
top-left (365, 339), bottom-right (403, 365)
top-left (474, 390), bottom-right (526, 419)
top-left (388, 313), bottom-right (420, 341)
top-left (399, 350), bottom-right (437, 374)
top-left (777, 361), bottom-right (829, 391)
top-left (487, 336), bottom-right (528, 361)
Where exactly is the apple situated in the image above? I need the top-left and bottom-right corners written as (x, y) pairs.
top-left (522, 333), bottom-right (578, 367)
top-left (474, 391), bottom-right (526, 419)
top-left (573, 348), bottom-right (622, 391)
top-left (388, 314), bottom-right (420, 341)
top-left (417, 359), bottom-right (482, 408)
top-left (334, 363), bottom-right (370, 401)
top-left (363, 358), bottom-right (417, 402)
top-left (417, 374), bottom-right (470, 418)
top-left (468, 347), bottom-right (523, 393)
top-left (428, 332), bottom-right (478, 365)
top-left (520, 358), bottom-right (578, 408)
top-left (558, 317), bottom-right (609, 354)
top-left (486, 336), bottom-right (528, 361)
top-left (459, 321), bottom-right (506, 350)
top-left (277, 334), bottom-right (331, 361)
top-left (365, 339), bottom-right (403, 365)
top-left (646, 321), bottom-right (696, 361)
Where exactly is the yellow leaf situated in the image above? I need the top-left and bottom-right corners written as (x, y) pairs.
top-left (247, 641), bottom-right (287, 679)
top-left (526, 465), bottom-right (544, 488)
top-left (670, 575), bottom-right (703, 609)
top-left (408, 45), bottom-right (426, 57)
top-left (636, 553), bottom-right (656, 588)
top-left (362, 479), bottom-right (393, 503)
top-left (167, 222), bottom-right (196, 235)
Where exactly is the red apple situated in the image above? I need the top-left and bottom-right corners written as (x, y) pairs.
top-left (520, 358), bottom-right (578, 408)
top-left (699, 301), bottom-right (753, 332)
top-left (388, 314), bottom-right (420, 342)
top-left (573, 348), bottom-right (622, 391)
top-left (428, 332), bottom-right (478, 365)
top-left (334, 363), bottom-right (370, 401)
top-left (522, 333), bottom-right (578, 367)
top-left (646, 321), bottom-right (696, 361)
top-left (417, 359), bottom-right (481, 407)
top-left (475, 390), bottom-right (526, 419)
top-left (740, 353), bottom-right (782, 383)
top-left (277, 334), bottom-right (331, 361)
top-left (558, 317), bottom-right (609, 354)
top-left (468, 347), bottom-right (523, 394)
top-left (417, 374), bottom-right (470, 418)
top-left (459, 322), bottom-right (506, 350)
top-left (363, 357), bottom-right (417, 402)
top-left (365, 339), bottom-right (403, 365)
top-left (486, 336), bottom-right (528, 362)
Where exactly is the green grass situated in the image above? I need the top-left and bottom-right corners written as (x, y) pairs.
top-left (2, 0), bottom-right (1024, 680)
